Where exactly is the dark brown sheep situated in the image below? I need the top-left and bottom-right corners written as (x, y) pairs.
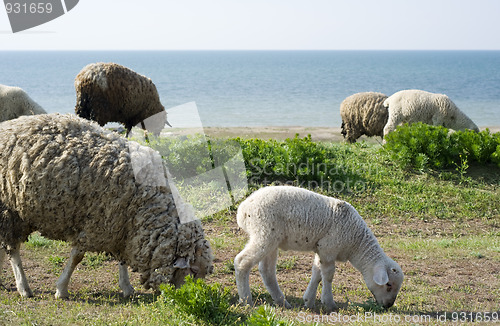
top-left (74, 62), bottom-right (170, 137)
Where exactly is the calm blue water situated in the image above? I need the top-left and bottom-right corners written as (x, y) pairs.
top-left (1, 51), bottom-right (499, 127)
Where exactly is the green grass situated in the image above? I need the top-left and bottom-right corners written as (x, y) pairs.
top-left (276, 256), bottom-right (298, 271)
top-left (25, 233), bottom-right (65, 249)
top-left (384, 234), bottom-right (500, 260)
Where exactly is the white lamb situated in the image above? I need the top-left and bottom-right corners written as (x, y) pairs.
top-left (0, 84), bottom-right (46, 121)
top-left (383, 89), bottom-right (479, 138)
top-left (234, 186), bottom-right (403, 311)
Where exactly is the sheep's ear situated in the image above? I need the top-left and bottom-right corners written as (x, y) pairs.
top-left (173, 257), bottom-right (190, 269)
top-left (373, 265), bottom-right (389, 286)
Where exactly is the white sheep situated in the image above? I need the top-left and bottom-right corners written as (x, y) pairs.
top-left (234, 186), bottom-right (403, 311)
top-left (0, 84), bottom-right (46, 121)
top-left (0, 113), bottom-right (212, 298)
top-left (74, 62), bottom-right (171, 137)
top-left (340, 92), bottom-right (388, 143)
top-left (383, 89), bottom-right (479, 138)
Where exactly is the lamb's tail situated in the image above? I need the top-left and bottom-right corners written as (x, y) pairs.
top-left (236, 204), bottom-right (250, 233)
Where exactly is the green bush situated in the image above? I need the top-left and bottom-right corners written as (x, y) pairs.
top-left (450, 128), bottom-right (500, 163)
top-left (25, 233), bottom-right (54, 248)
top-left (139, 133), bottom-right (370, 194)
top-left (246, 305), bottom-right (294, 326)
top-left (25, 233), bottom-right (65, 249)
top-left (159, 276), bottom-right (242, 325)
top-left (384, 123), bottom-right (500, 170)
top-left (492, 144), bottom-right (500, 166)
top-left (237, 135), bottom-right (367, 192)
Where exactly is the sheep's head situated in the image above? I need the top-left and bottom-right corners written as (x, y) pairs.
top-left (364, 258), bottom-right (404, 309)
top-left (440, 99), bottom-right (479, 132)
top-left (141, 110), bottom-right (170, 137)
top-left (444, 112), bottom-right (479, 133)
top-left (171, 238), bottom-right (214, 287)
top-left (139, 239), bottom-right (213, 291)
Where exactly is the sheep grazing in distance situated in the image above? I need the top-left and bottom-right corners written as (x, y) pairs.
top-left (234, 186), bottom-right (403, 312)
top-left (74, 62), bottom-right (171, 137)
top-left (340, 92), bottom-right (388, 143)
top-left (0, 84), bottom-right (46, 122)
top-left (383, 89), bottom-right (479, 139)
top-left (0, 113), bottom-right (212, 298)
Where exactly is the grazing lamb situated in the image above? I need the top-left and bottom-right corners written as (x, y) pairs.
top-left (383, 89), bottom-right (479, 138)
top-left (340, 92), bottom-right (388, 143)
top-left (234, 186), bottom-right (403, 311)
top-left (74, 62), bottom-right (171, 137)
top-left (0, 113), bottom-right (212, 298)
top-left (0, 84), bottom-right (46, 121)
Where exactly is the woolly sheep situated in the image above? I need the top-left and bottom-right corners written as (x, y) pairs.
top-left (74, 62), bottom-right (171, 137)
top-left (0, 84), bottom-right (46, 122)
top-left (0, 113), bottom-right (212, 298)
top-left (340, 92), bottom-right (388, 143)
top-left (234, 186), bottom-right (403, 311)
top-left (383, 89), bottom-right (479, 138)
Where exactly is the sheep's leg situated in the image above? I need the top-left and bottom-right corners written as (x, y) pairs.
top-left (234, 239), bottom-right (272, 306)
top-left (118, 261), bottom-right (135, 298)
top-left (303, 254), bottom-right (322, 309)
top-left (0, 248), bottom-right (4, 288)
top-left (258, 249), bottom-right (291, 309)
top-left (8, 244), bottom-right (33, 297)
top-left (55, 248), bottom-right (84, 299)
top-left (319, 260), bottom-right (337, 312)
top-left (344, 123), bottom-right (360, 143)
top-left (140, 121), bottom-right (150, 143)
top-left (125, 127), bottom-right (132, 138)
top-left (0, 248), bottom-right (4, 272)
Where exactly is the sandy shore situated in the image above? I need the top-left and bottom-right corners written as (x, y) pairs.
top-left (160, 126), bottom-right (499, 142)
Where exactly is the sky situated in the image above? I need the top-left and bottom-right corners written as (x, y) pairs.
top-left (0, 0), bottom-right (499, 50)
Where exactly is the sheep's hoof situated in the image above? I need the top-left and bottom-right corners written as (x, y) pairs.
top-left (323, 302), bottom-right (338, 313)
top-left (282, 300), bottom-right (292, 309)
top-left (303, 298), bottom-right (315, 310)
top-left (19, 288), bottom-right (33, 298)
top-left (55, 289), bottom-right (69, 299)
top-left (239, 297), bottom-right (253, 306)
top-left (122, 287), bottom-right (135, 298)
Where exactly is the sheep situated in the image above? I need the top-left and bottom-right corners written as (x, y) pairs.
top-left (74, 62), bottom-right (171, 138)
top-left (340, 92), bottom-right (388, 143)
top-left (0, 113), bottom-right (212, 298)
top-left (234, 186), bottom-right (403, 312)
top-left (383, 89), bottom-right (479, 138)
top-left (0, 84), bottom-right (46, 122)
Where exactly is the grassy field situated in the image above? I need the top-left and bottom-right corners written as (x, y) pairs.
top-left (0, 129), bottom-right (499, 325)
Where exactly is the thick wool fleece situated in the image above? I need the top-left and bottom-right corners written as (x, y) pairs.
top-left (340, 92), bottom-right (388, 143)
top-left (0, 84), bottom-right (46, 122)
top-left (74, 62), bottom-right (167, 135)
top-left (0, 113), bottom-right (211, 291)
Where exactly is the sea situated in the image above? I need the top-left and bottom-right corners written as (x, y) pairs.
top-left (1, 50), bottom-right (499, 128)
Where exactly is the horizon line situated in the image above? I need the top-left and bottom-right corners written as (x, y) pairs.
top-left (1, 49), bottom-right (500, 52)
